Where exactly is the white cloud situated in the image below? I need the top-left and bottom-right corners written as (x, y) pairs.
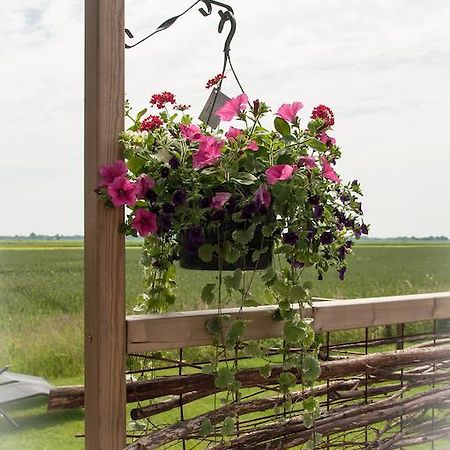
top-left (0, 0), bottom-right (449, 236)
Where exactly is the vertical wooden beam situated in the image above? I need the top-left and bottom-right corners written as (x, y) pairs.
top-left (84, 0), bottom-right (125, 449)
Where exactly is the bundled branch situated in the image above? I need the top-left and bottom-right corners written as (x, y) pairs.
top-left (48, 344), bottom-right (450, 410)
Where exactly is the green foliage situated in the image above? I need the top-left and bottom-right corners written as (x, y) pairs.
top-left (221, 416), bottom-right (235, 436)
top-left (274, 117), bottom-right (291, 136)
top-left (200, 418), bottom-right (213, 437)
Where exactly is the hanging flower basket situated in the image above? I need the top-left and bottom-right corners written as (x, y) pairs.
top-left (96, 87), bottom-right (367, 313)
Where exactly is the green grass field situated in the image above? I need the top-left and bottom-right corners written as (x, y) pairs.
top-left (0, 241), bottom-right (449, 449)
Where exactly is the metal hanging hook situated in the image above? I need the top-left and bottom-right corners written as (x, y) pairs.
top-left (124, 0), bottom-right (236, 55)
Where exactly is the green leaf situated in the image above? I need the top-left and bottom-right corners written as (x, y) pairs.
top-left (279, 371), bottom-right (297, 393)
top-left (215, 367), bottom-right (235, 389)
top-left (136, 108), bottom-right (148, 121)
top-left (302, 354), bottom-right (321, 382)
top-left (284, 321), bottom-right (302, 344)
top-left (303, 396), bottom-right (319, 413)
top-left (198, 244), bottom-right (215, 262)
top-left (289, 285), bottom-right (307, 301)
top-left (303, 280), bottom-right (313, 290)
top-left (306, 138), bottom-right (327, 152)
top-left (127, 155), bottom-right (146, 176)
top-left (201, 363), bottom-right (215, 375)
top-left (226, 320), bottom-right (247, 346)
top-left (259, 364), bottom-right (272, 378)
top-left (224, 243), bottom-right (241, 264)
top-left (232, 224), bottom-right (256, 246)
top-left (252, 246), bottom-right (268, 263)
top-left (232, 172), bottom-right (258, 185)
top-left (201, 283), bottom-right (216, 304)
top-left (244, 341), bottom-right (263, 358)
top-left (274, 117), bottom-right (291, 136)
top-left (221, 417), bottom-right (235, 436)
top-left (224, 269), bottom-right (242, 293)
top-left (261, 267), bottom-right (275, 283)
top-left (200, 418), bottom-right (213, 437)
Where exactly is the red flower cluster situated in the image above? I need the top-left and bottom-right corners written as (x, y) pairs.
top-left (150, 91), bottom-right (176, 109)
top-left (205, 73), bottom-right (226, 89)
top-left (140, 115), bottom-right (163, 131)
top-left (311, 105), bottom-right (335, 127)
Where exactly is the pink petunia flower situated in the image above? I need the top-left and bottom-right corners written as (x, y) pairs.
top-left (135, 175), bottom-right (156, 199)
top-left (99, 160), bottom-right (127, 186)
top-left (192, 136), bottom-right (224, 169)
top-left (179, 124), bottom-right (203, 142)
top-left (216, 93), bottom-right (248, 121)
top-left (210, 192), bottom-right (232, 210)
top-left (320, 157), bottom-right (340, 183)
top-left (131, 209), bottom-right (158, 237)
top-left (246, 140), bottom-right (259, 152)
top-left (225, 126), bottom-right (243, 141)
top-left (107, 176), bottom-right (137, 207)
top-left (299, 156), bottom-right (317, 169)
top-left (254, 184), bottom-right (271, 208)
top-left (318, 132), bottom-right (336, 146)
top-left (265, 164), bottom-right (294, 185)
top-left (276, 102), bottom-right (303, 123)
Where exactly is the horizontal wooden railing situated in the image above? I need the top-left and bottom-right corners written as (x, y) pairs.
top-left (126, 292), bottom-right (450, 353)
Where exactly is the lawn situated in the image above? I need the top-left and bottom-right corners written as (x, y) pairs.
top-left (0, 241), bottom-right (449, 449)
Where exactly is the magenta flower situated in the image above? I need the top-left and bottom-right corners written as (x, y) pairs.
top-left (192, 137), bottom-right (224, 169)
top-left (320, 157), bottom-right (341, 183)
top-left (299, 156), bottom-right (317, 169)
top-left (135, 175), bottom-right (156, 199)
top-left (276, 102), bottom-right (303, 123)
top-left (210, 192), bottom-right (232, 210)
top-left (225, 126), bottom-right (243, 141)
top-left (180, 124), bottom-right (203, 142)
top-left (131, 209), bottom-right (158, 237)
top-left (99, 160), bottom-right (127, 186)
top-left (265, 164), bottom-right (294, 185)
top-left (254, 184), bottom-right (271, 208)
top-left (216, 93), bottom-right (248, 121)
top-left (107, 176), bottom-right (137, 207)
top-left (318, 132), bottom-right (336, 146)
top-left (246, 140), bottom-right (259, 152)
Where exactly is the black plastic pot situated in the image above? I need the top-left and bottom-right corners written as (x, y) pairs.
top-left (179, 222), bottom-right (273, 271)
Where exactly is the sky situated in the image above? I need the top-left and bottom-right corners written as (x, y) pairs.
top-left (1, 0), bottom-right (449, 238)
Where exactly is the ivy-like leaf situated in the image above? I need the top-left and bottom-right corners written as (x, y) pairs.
top-left (198, 244), bottom-right (215, 262)
top-left (221, 416), bottom-right (235, 436)
top-left (244, 341), bottom-right (263, 358)
top-left (201, 283), bottom-right (215, 304)
top-left (302, 354), bottom-right (321, 382)
top-left (279, 371), bottom-right (297, 394)
top-left (224, 269), bottom-right (242, 293)
top-left (259, 364), bottom-right (272, 378)
top-left (226, 320), bottom-right (247, 347)
top-left (215, 367), bottom-right (235, 389)
top-left (200, 418), bottom-right (213, 437)
top-left (232, 224), bottom-right (256, 245)
top-left (127, 155), bottom-right (146, 176)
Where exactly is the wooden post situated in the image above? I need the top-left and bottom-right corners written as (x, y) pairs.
top-left (84, 0), bottom-right (125, 449)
